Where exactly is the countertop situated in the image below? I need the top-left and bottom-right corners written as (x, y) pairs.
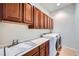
top-left (16, 38), bottom-right (49, 56)
top-left (0, 37), bottom-right (49, 56)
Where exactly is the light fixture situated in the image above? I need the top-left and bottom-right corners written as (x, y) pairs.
top-left (57, 3), bottom-right (60, 6)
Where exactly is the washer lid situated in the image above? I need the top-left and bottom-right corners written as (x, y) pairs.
top-left (43, 33), bottom-right (59, 38)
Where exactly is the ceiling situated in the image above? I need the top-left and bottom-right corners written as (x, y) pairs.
top-left (39, 3), bottom-right (72, 13)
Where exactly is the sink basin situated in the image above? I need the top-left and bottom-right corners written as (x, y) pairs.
top-left (6, 42), bottom-right (36, 56)
top-left (24, 41), bottom-right (36, 46)
top-left (18, 43), bottom-right (33, 48)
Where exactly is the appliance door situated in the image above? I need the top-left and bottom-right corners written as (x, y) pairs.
top-left (49, 37), bottom-right (57, 56)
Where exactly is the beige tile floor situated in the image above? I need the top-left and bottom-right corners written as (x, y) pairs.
top-left (59, 47), bottom-right (78, 56)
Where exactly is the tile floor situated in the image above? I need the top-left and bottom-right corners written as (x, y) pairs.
top-left (59, 47), bottom-right (78, 56)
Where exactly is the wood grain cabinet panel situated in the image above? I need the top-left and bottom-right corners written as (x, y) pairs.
top-left (45, 41), bottom-right (49, 56)
top-left (44, 14), bottom-right (48, 29)
top-left (33, 7), bottom-right (40, 29)
top-left (23, 47), bottom-right (39, 56)
top-left (0, 4), bottom-right (3, 20)
top-left (47, 17), bottom-right (50, 29)
top-left (23, 3), bottom-right (33, 24)
top-left (40, 11), bottom-right (44, 29)
top-left (39, 41), bottom-right (49, 56)
top-left (39, 42), bottom-right (46, 56)
top-left (33, 52), bottom-right (39, 56)
top-left (3, 3), bottom-right (22, 22)
top-left (49, 18), bottom-right (51, 29)
top-left (51, 19), bottom-right (53, 29)
top-left (29, 6), bottom-right (53, 29)
top-left (49, 18), bottom-right (53, 29)
top-left (40, 42), bottom-right (46, 49)
top-left (40, 47), bottom-right (46, 56)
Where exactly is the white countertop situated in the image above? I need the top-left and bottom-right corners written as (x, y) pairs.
top-left (17, 38), bottom-right (49, 56)
top-left (0, 37), bottom-right (49, 56)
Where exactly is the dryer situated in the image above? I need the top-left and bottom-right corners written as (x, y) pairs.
top-left (42, 33), bottom-right (61, 56)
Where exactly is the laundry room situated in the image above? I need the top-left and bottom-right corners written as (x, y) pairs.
top-left (0, 2), bottom-right (79, 56)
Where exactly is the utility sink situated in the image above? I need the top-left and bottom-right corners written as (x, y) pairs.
top-left (6, 41), bottom-right (36, 56)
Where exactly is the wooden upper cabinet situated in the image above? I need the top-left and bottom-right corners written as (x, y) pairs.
top-left (49, 18), bottom-right (53, 29)
top-left (33, 7), bottom-right (40, 29)
top-left (40, 11), bottom-right (44, 29)
top-left (47, 17), bottom-right (53, 29)
top-left (52, 19), bottom-right (53, 29)
top-left (0, 4), bottom-right (3, 20)
top-left (49, 18), bottom-right (51, 29)
top-left (50, 18), bottom-right (53, 29)
top-left (44, 14), bottom-right (48, 29)
top-left (23, 3), bottom-right (33, 24)
top-left (3, 3), bottom-right (22, 22)
top-left (48, 17), bottom-right (50, 29)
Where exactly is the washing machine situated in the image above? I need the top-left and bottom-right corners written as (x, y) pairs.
top-left (42, 33), bottom-right (61, 56)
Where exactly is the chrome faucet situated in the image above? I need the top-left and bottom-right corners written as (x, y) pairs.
top-left (8, 40), bottom-right (19, 48)
top-left (3, 40), bottom-right (19, 56)
top-left (12, 40), bottom-right (15, 45)
top-left (12, 40), bottom-right (19, 45)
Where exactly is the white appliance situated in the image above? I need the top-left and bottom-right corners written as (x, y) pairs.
top-left (42, 33), bottom-right (61, 56)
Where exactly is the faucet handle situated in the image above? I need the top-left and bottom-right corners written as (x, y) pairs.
top-left (16, 40), bottom-right (19, 44)
top-left (12, 40), bottom-right (15, 45)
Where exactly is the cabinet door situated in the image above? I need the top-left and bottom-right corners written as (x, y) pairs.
top-left (33, 52), bottom-right (39, 56)
top-left (40, 11), bottom-right (44, 29)
top-left (40, 47), bottom-right (46, 56)
top-left (50, 19), bottom-right (53, 29)
top-left (45, 41), bottom-right (49, 56)
top-left (40, 41), bottom-right (49, 56)
top-left (51, 19), bottom-right (53, 29)
top-left (47, 17), bottom-right (50, 29)
top-left (49, 17), bottom-right (51, 29)
top-left (23, 3), bottom-right (33, 24)
top-left (39, 42), bottom-right (46, 56)
top-left (49, 18), bottom-right (53, 29)
top-left (44, 14), bottom-right (48, 29)
top-left (3, 3), bottom-right (22, 22)
top-left (23, 47), bottom-right (39, 56)
top-left (0, 3), bottom-right (3, 20)
top-left (49, 18), bottom-right (51, 29)
top-left (33, 7), bottom-right (40, 29)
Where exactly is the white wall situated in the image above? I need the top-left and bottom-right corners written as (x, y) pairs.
top-left (75, 3), bottom-right (79, 52)
top-left (51, 4), bottom-right (77, 51)
top-left (0, 22), bottom-right (50, 47)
